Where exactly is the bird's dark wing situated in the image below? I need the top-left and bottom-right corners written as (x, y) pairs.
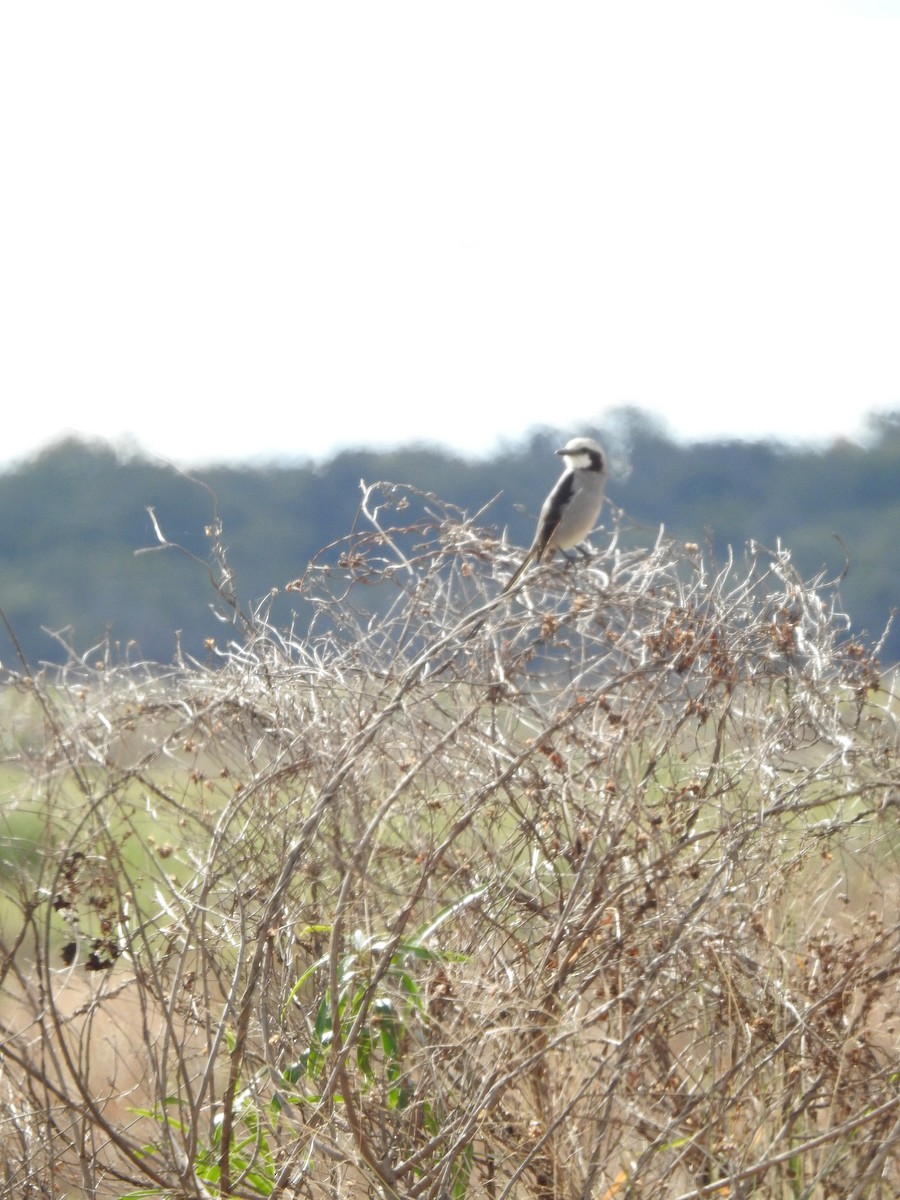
top-left (535, 470), bottom-right (574, 558)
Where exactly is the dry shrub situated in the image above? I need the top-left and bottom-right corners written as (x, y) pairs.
top-left (1, 483), bottom-right (899, 1200)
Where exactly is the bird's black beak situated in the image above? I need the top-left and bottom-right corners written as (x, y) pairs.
top-left (555, 447), bottom-right (566, 456)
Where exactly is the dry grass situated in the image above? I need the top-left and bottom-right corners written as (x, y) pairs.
top-left (1, 483), bottom-right (899, 1199)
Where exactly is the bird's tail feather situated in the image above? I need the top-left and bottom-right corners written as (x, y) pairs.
top-left (500, 546), bottom-right (538, 596)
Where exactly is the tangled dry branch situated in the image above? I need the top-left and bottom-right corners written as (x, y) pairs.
top-left (1, 483), bottom-right (898, 1199)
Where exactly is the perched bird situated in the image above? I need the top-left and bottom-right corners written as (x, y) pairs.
top-left (503, 436), bottom-right (607, 593)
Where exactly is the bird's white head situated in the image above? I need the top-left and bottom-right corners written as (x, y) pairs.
top-left (556, 436), bottom-right (606, 474)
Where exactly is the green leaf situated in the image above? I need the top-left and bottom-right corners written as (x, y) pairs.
top-left (451, 1142), bottom-right (475, 1198)
top-left (280, 951), bottom-right (330, 1019)
top-left (313, 993), bottom-right (332, 1039)
top-left (411, 887), bottom-right (488, 947)
top-left (356, 1025), bottom-right (374, 1080)
top-left (296, 924), bottom-right (333, 937)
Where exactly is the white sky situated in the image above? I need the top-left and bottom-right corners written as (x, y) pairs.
top-left (2, 0), bottom-right (900, 468)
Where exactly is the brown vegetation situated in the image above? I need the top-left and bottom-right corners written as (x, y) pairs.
top-left (1, 484), bottom-right (898, 1199)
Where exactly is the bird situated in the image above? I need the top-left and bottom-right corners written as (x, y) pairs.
top-left (502, 436), bottom-right (607, 593)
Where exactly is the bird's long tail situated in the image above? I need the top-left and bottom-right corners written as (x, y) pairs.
top-left (499, 545), bottom-right (538, 596)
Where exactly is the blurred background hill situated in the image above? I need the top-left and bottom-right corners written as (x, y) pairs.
top-left (1, 407), bottom-right (897, 669)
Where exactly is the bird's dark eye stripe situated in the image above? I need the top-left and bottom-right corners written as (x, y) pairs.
top-left (587, 450), bottom-right (604, 472)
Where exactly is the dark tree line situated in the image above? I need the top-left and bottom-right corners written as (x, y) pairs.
top-left (1, 407), bottom-right (897, 668)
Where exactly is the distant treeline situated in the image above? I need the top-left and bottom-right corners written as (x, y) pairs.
top-left (1, 407), bottom-right (898, 668)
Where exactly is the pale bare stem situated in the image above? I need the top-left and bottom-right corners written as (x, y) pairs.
top-left (139, 482), bottom-right (250, 636)
top-left (1, 481), bottom-right (898, 1198)
top-left (359, 481), bottom-right (418, 579)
